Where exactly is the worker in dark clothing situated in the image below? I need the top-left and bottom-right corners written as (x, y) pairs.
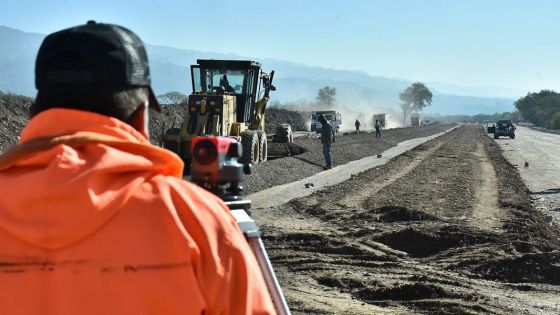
top-left (220, 74), bottom-right (235, 93)
top-left (375, 119), bottom-right (382, 138)
top-left (319, 114), bottom-right (335, 169)
top-left (355, 119), bottom-right (361, 133)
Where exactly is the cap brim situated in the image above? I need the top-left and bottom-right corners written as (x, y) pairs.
top-left (148, 87), bottom-right (161, 111)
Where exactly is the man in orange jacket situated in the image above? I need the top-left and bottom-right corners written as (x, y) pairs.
top-left (0, 21), bottom-right (275, 314)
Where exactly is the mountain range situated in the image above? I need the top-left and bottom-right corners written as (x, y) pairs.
top-left (0, 25), bottom-right (517, 116)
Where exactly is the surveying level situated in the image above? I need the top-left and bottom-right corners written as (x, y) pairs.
top-left (190, 136), bottom-right (291, 315)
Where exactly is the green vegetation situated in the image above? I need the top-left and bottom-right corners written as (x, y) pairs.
top-left (399, 82), bottom-right (432, 124)
top-left (515, 90), bottom-right (560, 130)
top-left (315, 86), bottom-right (336, 108)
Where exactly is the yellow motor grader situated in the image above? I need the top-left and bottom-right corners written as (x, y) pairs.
top-left (162, 59), bottom-right (276, 171)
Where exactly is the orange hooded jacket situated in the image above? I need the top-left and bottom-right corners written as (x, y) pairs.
top-left (0, 108), bottom-right (275, 315)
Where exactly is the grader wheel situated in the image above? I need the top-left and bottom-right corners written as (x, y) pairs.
top-left (240, 130), bottom-right (260, 164)
top-left (275, 124), bottom-right (292, 143)
top-left (256, 130), bottom-right (268, 162)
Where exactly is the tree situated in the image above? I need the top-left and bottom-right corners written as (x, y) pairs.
top-left (316, 86), bottom-right (336, 108)
top-left (399, 82), bottom-right (433, 124)
top-left (548, 111), bottom-right (560, 130)
top-left (157, 91), bottom-right (187, 105)
top-left (515, 90), bottom-right (560, 129)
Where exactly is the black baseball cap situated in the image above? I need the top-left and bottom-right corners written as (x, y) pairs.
top-left (35, 20), bottom-right (160, 111)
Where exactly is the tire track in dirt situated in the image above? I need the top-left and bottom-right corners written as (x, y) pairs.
top-left (320, 126), bottom-right (496, 227)
top-left (340, 135), bottom-right (450, 209)
top-left (261, 125), bottom-right (560, 314)
top-left (471, 140), bottom-right (502, 231)
top-left (244, 124), bottom-right (453, 194)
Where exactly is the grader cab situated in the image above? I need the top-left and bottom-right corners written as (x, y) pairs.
top-left (162, 59), bottom-right (276, 171)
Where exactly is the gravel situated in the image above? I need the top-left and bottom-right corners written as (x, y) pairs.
top-left (0, 94), bottom-right (33, 152)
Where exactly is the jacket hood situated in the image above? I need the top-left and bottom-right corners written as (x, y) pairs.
top-left (0, 109), bottom-right (184, 250)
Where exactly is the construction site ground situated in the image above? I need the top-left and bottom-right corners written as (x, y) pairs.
top-left (494, 126), bottom-right (560, 224)
top-left (243, 124), bottom-right (452, 194)
top-left (254, 124), bottom-right (560, 314)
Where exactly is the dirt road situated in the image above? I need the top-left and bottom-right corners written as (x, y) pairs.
top-left (494, 126), bottom-right (560, 223)
top-left (256, 125), bottom-right (560, 314)
top-left (244, 124), bottom-right (452, 194)
top-left (249, 127), bottom-right (457, 210)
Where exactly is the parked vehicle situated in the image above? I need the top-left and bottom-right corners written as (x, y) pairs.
top-left (311, 110), bottom-right (342, 133)
top-left (493, 120), bottom-right (516, 139)
top-left (373, 113), bottom-right (388, 128)
top-left (411, 113), bottom-right (420, 126)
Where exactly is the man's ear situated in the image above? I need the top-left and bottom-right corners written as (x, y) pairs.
top-left (128, 102), bottom-right (150, 139)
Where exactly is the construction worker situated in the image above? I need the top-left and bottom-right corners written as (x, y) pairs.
top-left (375, 119), bottom-right (383, 138)
top-left (355, 119), bottom-right (361, 133)
top-left (220, 74), bottom-right (235, 93)
top-left (319, 114), bottom-right (335, 169)
top-left (0, 21), bottom-right (274, 315)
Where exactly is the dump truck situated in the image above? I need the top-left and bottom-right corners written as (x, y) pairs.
top-left (310, 110), bottom-right (342, 133)
top-left (373, 113), bottom-right (388, 128)
top-left (161, 59), bottom-right (279, 170)
top-left (411, 113), bottom-right (420, 127)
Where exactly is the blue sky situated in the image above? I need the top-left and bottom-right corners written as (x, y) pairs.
top-left (2, 0), bottom-right (559, 93)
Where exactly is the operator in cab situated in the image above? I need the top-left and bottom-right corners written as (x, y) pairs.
top-left (220, 74), bottom-right (236, 93)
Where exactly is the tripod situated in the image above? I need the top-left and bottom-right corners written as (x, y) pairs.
top-left (203, 183), bottom-right (291, 315)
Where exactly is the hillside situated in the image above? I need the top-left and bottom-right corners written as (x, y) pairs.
top-left (0, 25), bottom-right (515, 115)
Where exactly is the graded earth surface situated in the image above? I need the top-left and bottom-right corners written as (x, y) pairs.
top-left (254, 125), bottom-right (560, 314)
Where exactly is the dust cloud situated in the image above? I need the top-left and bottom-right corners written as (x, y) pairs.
top-left (336, 106), bottom-right (403, 131)
top-left (279, 99), bottom-right (405, 131)
top-left (304, 117), bottom-right (312, 131)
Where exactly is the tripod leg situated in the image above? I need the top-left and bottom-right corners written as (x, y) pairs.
top-left (246, 237), bottom-right (291, 315)
top-left (230, 209), bottom-right (291, 315)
